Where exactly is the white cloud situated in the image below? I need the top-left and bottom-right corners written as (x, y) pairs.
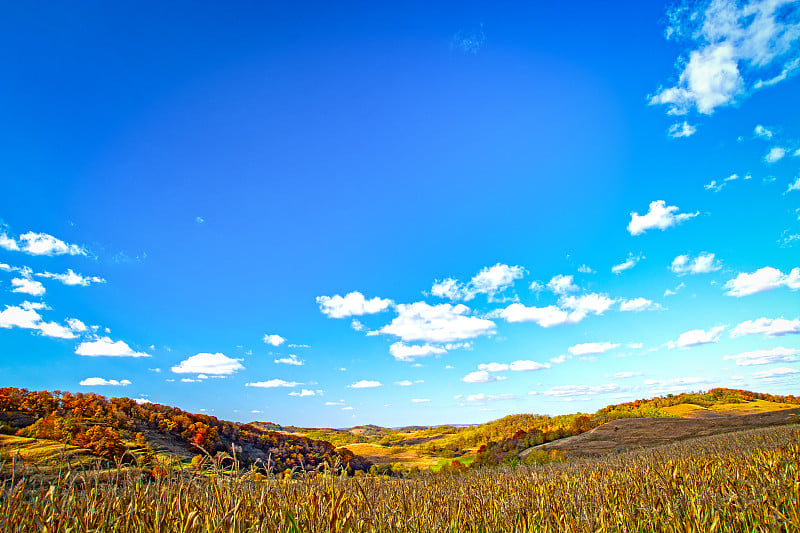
top-left (0, 303), bottom-right (44, 330)
top-left (325, 400), bottom-right (345, 406)
top-left (668, 121), bottom-right (697, 137)
top-left (246, 379), bottom-right (301, 388)
top-left (133, 398), bottom-right (152, 405)
top-left (79, 377), bottom-right (131, 386)
top-left (478, 362), bottom-right (509, 372)
top-left (37, 321), bottom-right (77, 339)
top-left (577, 264), bottom-right (595, 274)
top-left (316, 291), bottom-right (393, 318)
top-left (37, 269), bottom-right (105, 287)
top-left (411, 398), bottom-right (430, 403)
top-left (613, 371), bottom-right (644, 379)
top-left (462, 370), bottom-right (505, 384)
top-left (547, 274), bottom-right (578, 295)
top-left (619, 297), bottom-right (656, 312)
top-left (76, 336), bottom-right (151, 358)
top-left (11, 277), bottom-right (45, 297)
top-left (786, 177), bottom-right (800, 193)
top-left (66, 318), bottom-right (88, 332)
top-left (509, 360), bottom-right (550, 372)
top-left (171, 352), bottom-right (243, 374)
top-left (542, 384), bottom-right (621, 397)
top-left (550, 354), bottom-right (571, 364)
top-left (263, 334), bottom-right (285, 346)
top-left (0, 233), bottom-right (20, 251)
top-left (15, 232), bottom-right (87, 256)
top-left (671, 252), bottom-right (722, 274)
top-left (704, 180), bottom-right (726, 192)
top-left (389, 341), bottom-right (447, 362)
top-left (731, 317), bottom-right (800, 337)
top-left (628, 201), bottom-right (698, 236)
top-left (350, 319), bottom-right (366, 331)
top-left (664, 282), bottom-right (686, 297)
top-left (765, 146), bottom-right (787, 163)
top-left (432, 263), bottom-right (525, 302)
top-left (724, 347), bottom-right (799, 366)
top-left (394, 380), bottom-right (414, 386)
top-left (380, 302), bottom-right (495, 343)
top-left (754, 124), bottom-right (773, 139)
top-left (753, 367), bottom-right (799, 379)
top-left (274, 354), bottom-right (303, 366)
top-left (651, 0), bottom-right (800, 115)
top-left (289, 389), bottom-right (317, 397)
top-left (672, 326), bottom-right (726, 348)
top-left (612, 253), bottom-right (644, 274)
top-left (499, 303), bottom-right (584, 327)
top-left (568, 342), bottom-right (620, 356)
top-left (725, 267), bottom-right (800, 296)
top-left (464, 393), bottom-right (514, 403)
top-left (560, 293), bottom-right (616, 316)
top-left (348, 380), bottom-right (382, 389)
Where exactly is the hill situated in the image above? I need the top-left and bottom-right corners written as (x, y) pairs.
top-left (0, 387), bottom-right (371, 475)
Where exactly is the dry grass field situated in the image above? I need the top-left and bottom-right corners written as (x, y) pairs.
top-left (2, 424), bottom-right (798, 532)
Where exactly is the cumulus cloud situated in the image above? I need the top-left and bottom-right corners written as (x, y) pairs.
top-left (411, 398), bottom-right (431, 403)
top-left (753, 367), bottom-right (798, 379)
top-left (560, 293), bottom-right (616, 316)
top-left (478, 362), bottom-right (509, 372)
top-left (547, 274), bottom-right (578, 295)
top-left (37, 321), bottom-right (77, 339)
top-left (613, 371), bottom-right (644, 379)
top-left (274, 354), bottom-right (303, 366)
top-left (0, 303), bottom-right (75, 339)
top-left (263, 334), bottom-right (286, 346)
top-left (2, 232), bottom-right (87, 256)
top-left (704, 180), bottom-right (726, 192)
top-left (754, 124), bottom-right (773, 139)
top-left (246, 379), bottom-right (301, 388)
top-left (66, 318), bottom-right (88, 332)
top-left (11, 277), bottom-right (45, 297)
top-left (171, 352), bottom-right (243, 374)
top-left (731, 317), bottom-right (800, 337)
top-left (380, 302), bottom-right (496, 343)
top-left (723, 347), bottom-right (799, 366)
top-left (786, 177), bottom-right (800, 193)
top-left (668, 121), bottom-right (697, 137)
top-left (76, 337), bottom-right (151, 357)
top-left (431, 263), bottom-right (525, 302)
top-left (671, 326), bottom-right (726, 348)
top-left (542, 384), bottom-right (621, 397)
top-left (37, 269), bottom-right (105, 287)
top-left (628, 201), bottom-right (698, 236)
top-left (765, 146), bottom-right (787, 163)
top-left (671, 252), bottom-right (722, 274)
top-left (316, 292), bottom-right (393, 318)
top-left (577, 264), bottom-right (595, 274)
top-left (499, 304), bottom-right (583, 327)
top-left (568, 342), bottom-right (620, 356)
top-left (289, 389), bottom-right (317, 397)
top-left (348, 380), bottom-right (382, 388)
top-left (650, 0), bottom-right (800, 115)
top-left (725, 267), bottom-right (800, 296)
top-left (619, 297), bottom-right (657, 312)
top-left (509, 360), bottom-right (550, 372)
top-left (79, 377), bottom-right (131, 386)
top-left (462, 370), bottom-right (506, 384)
top-left (612, 253), bottom-right (644, 274)
top-left (389, 342), bottom-right (447, 362)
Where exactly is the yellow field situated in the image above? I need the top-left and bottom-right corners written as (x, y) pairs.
top-left (2, 425), bottom-right (798, 532)
top-left (338, 442), bottom-right (447, 468)
top-left (663, 399), bottom-right (798, 418)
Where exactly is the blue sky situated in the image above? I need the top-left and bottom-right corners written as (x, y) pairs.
top-left (1, 0), bottom-right (799, 427)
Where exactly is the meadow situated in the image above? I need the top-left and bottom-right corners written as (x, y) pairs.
top-left (1, 424), bottom-right (797, 532)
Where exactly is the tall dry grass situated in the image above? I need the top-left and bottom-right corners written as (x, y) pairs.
top-left (1, 425), bottom-right (798, 532)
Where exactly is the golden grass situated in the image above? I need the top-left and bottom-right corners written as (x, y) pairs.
top-left (2, 425), bottom-right (798, 532)
top-left (663, 400), bottom-right (798, 418)
top-left (338, 443), bottom-right (444, 468)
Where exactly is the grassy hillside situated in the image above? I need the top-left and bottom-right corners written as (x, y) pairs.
top-left (0, 387), bottom-right (371, 475)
